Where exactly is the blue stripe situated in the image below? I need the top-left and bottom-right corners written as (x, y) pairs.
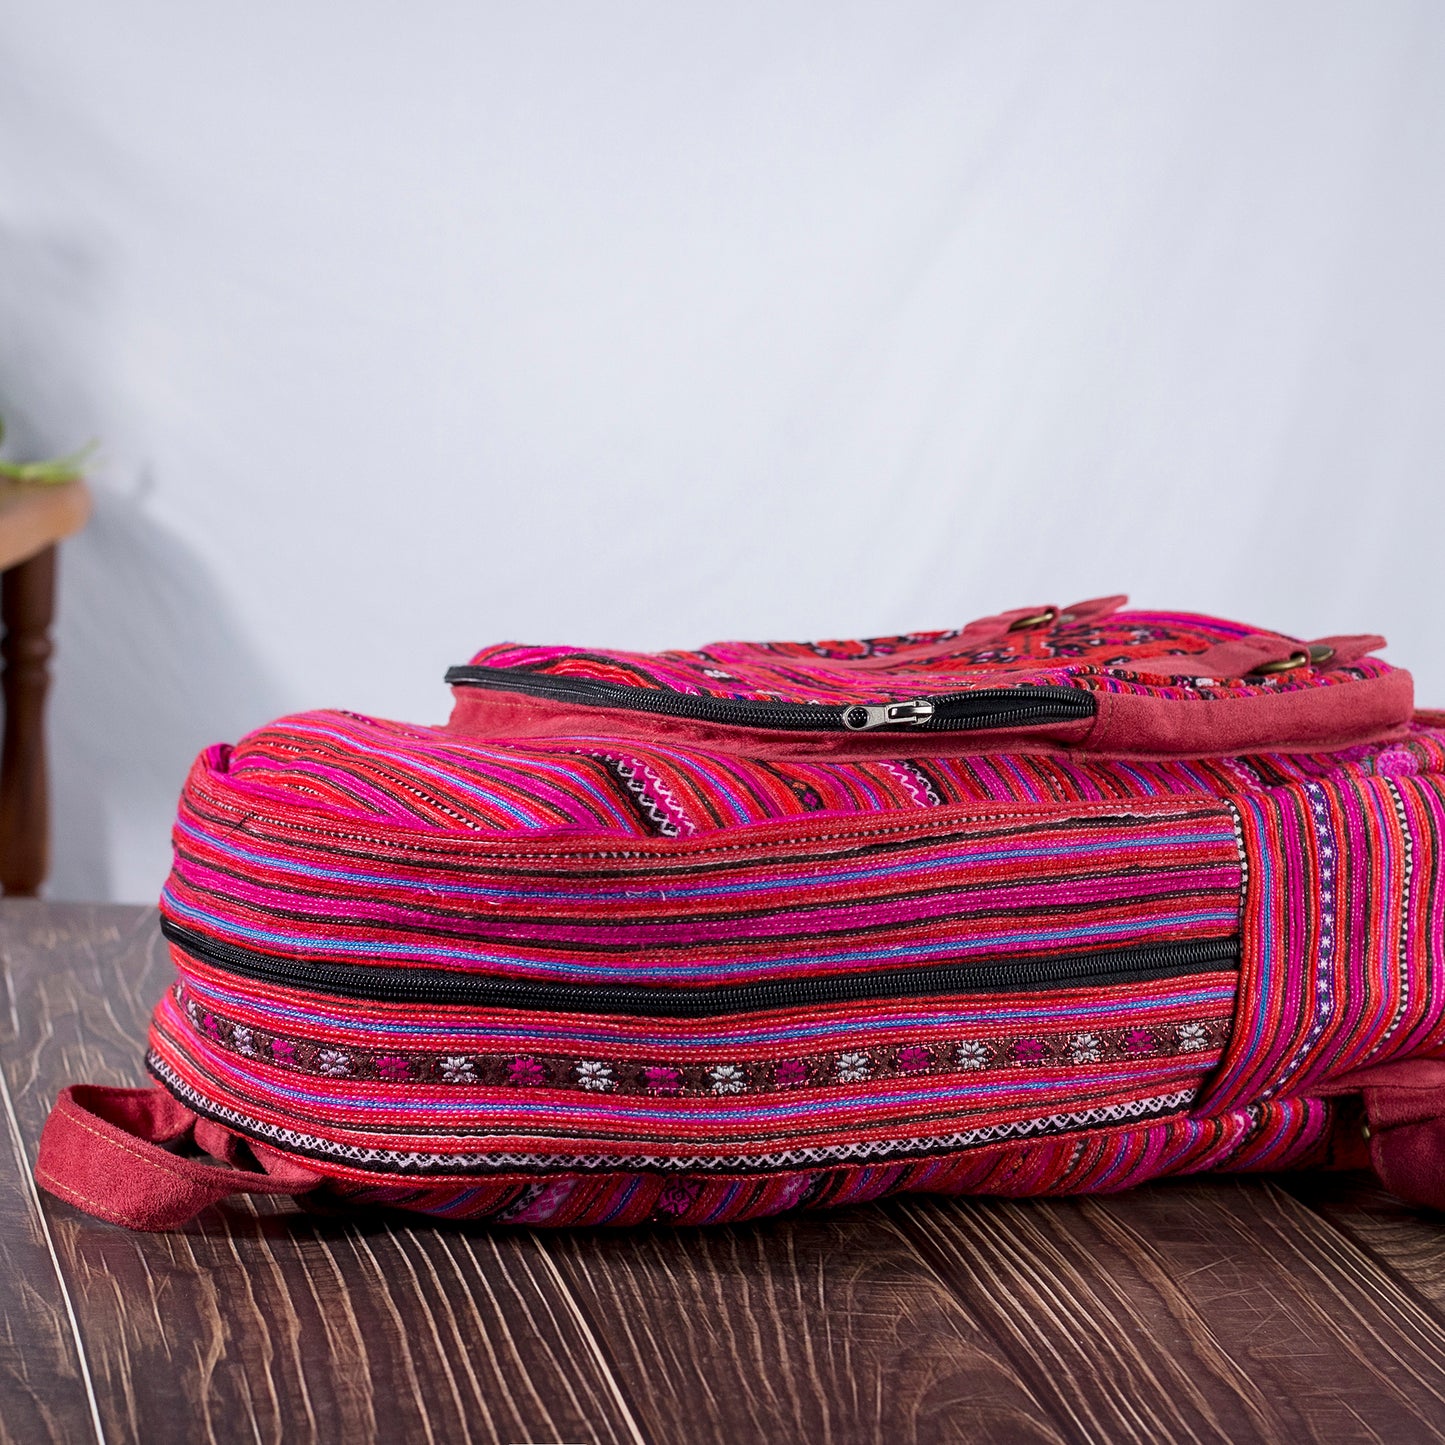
top-left (176, 814), bottom-right (1237, 904)
top-left (162, 886), bottom-right (1236, 982)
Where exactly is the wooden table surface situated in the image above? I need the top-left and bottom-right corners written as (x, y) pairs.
top-left (3, 902), bottom-right (1445, 1445)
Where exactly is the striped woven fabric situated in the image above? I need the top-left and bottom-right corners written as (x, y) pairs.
top-left (136, 601), bottom-right (1445, 1226)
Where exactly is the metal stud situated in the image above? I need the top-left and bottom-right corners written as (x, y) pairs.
top-left (1007, 606), bottom-right (1058, 632)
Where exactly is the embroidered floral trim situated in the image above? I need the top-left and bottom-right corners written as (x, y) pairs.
top-left (148, 1048), bottom-right (1201, 1175)
top-left (709, 1063), bottom-right (747, 1094)
top-left (1176, 1022), bottom-right (1210, 1053)
top-left (576, 1060), bottom-right (615, 1091)
top-left (177, 985), bottom-right (1231, 1098)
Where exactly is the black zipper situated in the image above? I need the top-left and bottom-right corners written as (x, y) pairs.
top-left (161, 918), bottom-right (1235, 1020)
top-left (444, 665), bottom-right (1096, 733)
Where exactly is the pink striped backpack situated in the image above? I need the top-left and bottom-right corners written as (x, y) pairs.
top-left (37, 597), bottom-right (1445, 1229)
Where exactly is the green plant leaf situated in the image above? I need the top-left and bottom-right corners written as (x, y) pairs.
top-left (0, 413), bottom-right (95, 484)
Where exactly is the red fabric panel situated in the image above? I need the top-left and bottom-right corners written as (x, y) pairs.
top-left (1083, 666), bottom-right (1413, 757)
top-left (449, 665), bottom-right (1413, 760)
top-left (446, 686), bottom-right (1097, 757)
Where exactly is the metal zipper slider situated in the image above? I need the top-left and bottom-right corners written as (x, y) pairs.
top-left (841, 699), bottom-right (937, 731)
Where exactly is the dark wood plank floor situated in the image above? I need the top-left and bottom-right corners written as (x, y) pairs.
top-left (2, 902), bottom-right (1443, 1445)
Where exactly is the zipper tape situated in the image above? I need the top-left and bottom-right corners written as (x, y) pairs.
top-left (161, 918), bottom-right (1237, 1020)
top-left (445, 666), bottom-right (1097, 734)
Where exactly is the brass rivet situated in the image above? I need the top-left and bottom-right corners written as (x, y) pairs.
top-left (1008, 606), bottom-right (1058, 632)
top-left (1308, 643), bottom-right (1336, 666)
top-left (1251, 649), bottom-right (1311, 676)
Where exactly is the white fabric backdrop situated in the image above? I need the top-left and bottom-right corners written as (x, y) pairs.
top-left (1, 2), bottom-right (1442, 900)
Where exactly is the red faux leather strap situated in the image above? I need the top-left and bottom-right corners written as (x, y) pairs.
top-left (1357, 1061), bottom-right (1445, 1213)
top-left (1135, 634), bottom-right (1388, 681)
top-left (835, 596), bottom-right (1129, 670)
top-left (35, 1084), bottom-right (323, 1230)
top-left (1321, 1059), bottom-right (1445, 1213)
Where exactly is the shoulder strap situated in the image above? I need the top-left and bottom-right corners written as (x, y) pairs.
top-left (1318, 1059), bottom-right (1445, 1213)
top-left (35, 1084), bottom-right (322, 1230)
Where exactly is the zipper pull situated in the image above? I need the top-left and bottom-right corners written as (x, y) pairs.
top-left (841, 699), bottom-right (937, 731)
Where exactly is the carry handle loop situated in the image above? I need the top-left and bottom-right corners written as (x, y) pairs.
top-left (35, 1084), bottom-right (323, 1231)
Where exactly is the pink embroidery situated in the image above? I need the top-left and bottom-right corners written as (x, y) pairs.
top-left (506, 1056), bottom-right (546, 1087)
top-left (643, 1066), bottom-right (682, 1094)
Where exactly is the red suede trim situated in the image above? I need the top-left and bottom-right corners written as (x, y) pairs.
top-left (1370, 1112), bottom-right (1445, 1213)
top-left (1119, 634), bottom-right (1388, 680)
top-left (448, 667), bottom-right (1413, 761)
top-left (1316, 1060), bottom-right (1445, 1212)
top-left (1084, 668), bottom-right (1413, 757)
top-left (446, 688), bottom-right (1098, 758)
top-left (1121, 636), bottom-right (1308, 680)
top-left (35, 1084), bottom-right (322, 1231)
top-left (1311, 634), bottom-right (1389, 666)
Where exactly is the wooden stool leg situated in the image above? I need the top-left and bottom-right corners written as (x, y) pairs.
top-left (0, 545), bottom-right (57, 896)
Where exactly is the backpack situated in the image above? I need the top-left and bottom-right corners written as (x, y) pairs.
top-left (36, 597), bottom-right (1445, 1229)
